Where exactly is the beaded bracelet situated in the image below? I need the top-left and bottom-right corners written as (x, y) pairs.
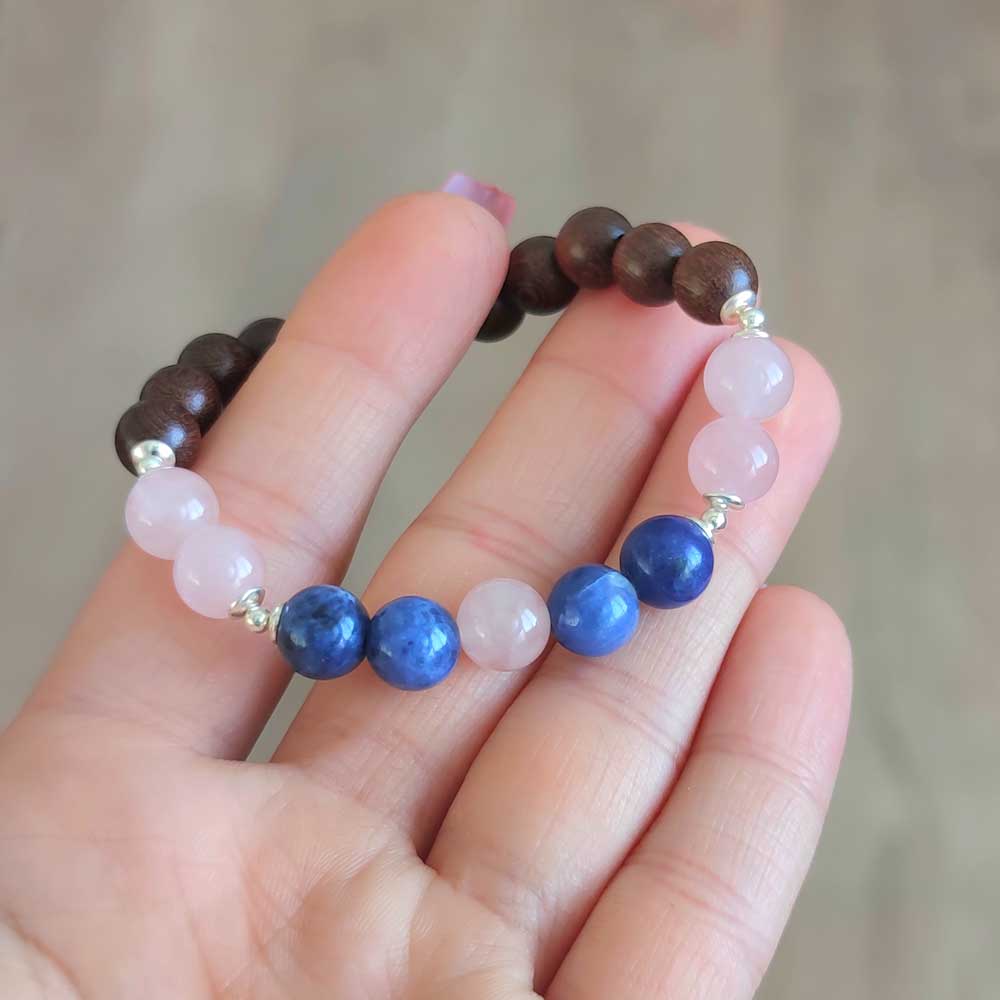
top-left (114, 207), bottom-right (792, 691)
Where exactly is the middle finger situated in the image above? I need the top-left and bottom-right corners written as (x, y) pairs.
top-left (276, 226), bottom-right (724, 848)
top-left (428, 339), bottom-right (840, 985)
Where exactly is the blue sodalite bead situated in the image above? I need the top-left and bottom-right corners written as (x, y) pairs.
top-left (276, 584), bottom-right (370, 680)
top-left (548, 564), bottom-right (640, 657)
top-left (620, 515), bottom-right (714, 609)
top-left (366, 596), bottom-right (460, 691)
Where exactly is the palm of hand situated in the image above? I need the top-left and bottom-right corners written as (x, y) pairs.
top-left (0, 194), bottom-right (850, 1000)
top-left (1, 718), bottom-right (528, 997)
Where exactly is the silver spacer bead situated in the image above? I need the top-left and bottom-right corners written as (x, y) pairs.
top-left (268, 604), bottom-right (284, 642)
top-left (704, 491), bottom-right (746, 511)
top-left (693, 492), bottom-right (745, 541)
top-left (229, 588), bottom-right (265, 617)
top-left (697, 507), bottom-right (728, 536)
top-left (230, 587), bottom-right (281, 639)
top-left (131, 439), bottom-right (176, 476)
top-left (719, 290), bottom-right (757, 324)
top-left (719, 291), bottom-right (769, 338)
top-left (245, 606), bottom-right (271, 633)
top-left (738, 307), bottom-right (767, 333)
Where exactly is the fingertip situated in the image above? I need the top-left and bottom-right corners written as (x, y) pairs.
top-left (284, 190), bottom-right (512, 371)
top-left (741, 583), bottom-right (853, 738)
top-left (752, 584), bottom-right (851, 663)
top-left (771, 340), bottom-right (842, 471)
top-left (780, 339), bottom-right (842, 427)
top-left (369, 190), bottom-right (512, 287)
top-left (438, 172), bottom-right (517, 229)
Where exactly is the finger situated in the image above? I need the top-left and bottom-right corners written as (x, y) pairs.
top-left (548, 585), bottom-right (852, 1000)
top-left (428, 341), bottom-right (841, 985)
top-left (276, 227), bottom-right (728, 845)
top-left (26, 191), bottom-right (509, 757)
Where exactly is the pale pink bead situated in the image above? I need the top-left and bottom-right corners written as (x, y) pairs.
top-left (125, 467), bottom-right (220, 559)
top-left (688, 417), bottom-right (779, 503)
top-left (704, 336), bottom-right (794, 420)
top-left (457, 578), bottom-right (551, 672)
top-left (172, 524), bottom-right (265, 619)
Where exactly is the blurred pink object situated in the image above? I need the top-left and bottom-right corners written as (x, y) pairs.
top-left (440, 172), bottom-right (515, 228)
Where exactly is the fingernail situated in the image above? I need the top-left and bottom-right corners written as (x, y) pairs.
top-left (440, 172), bottom-right (515, 228)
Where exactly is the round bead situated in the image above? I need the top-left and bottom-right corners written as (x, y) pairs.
top-left (688, 417), bottom-right (779, 503)
top-left (476, 287), bottom-right (525, 343)
top-left (612, 223), bottom-right (691, 306)
top-left (703, 336), bottom-right (794, 420)
top-left (672, 241), bottom-right (759, 324)
top-left (555, 207), bottom-right (631, 289)
top-left (178, 333), bottom-right (256, 402)
top-left (140, 364), bottom-right (223, 431)
top-left (172, 524), bottom-right (265, 619)
top-left (506, 236), bottom-right (578, 315)
top-left (125, 467), bottom-right (220, 559)
top-left (457, 578), bottom-right (551, 671)
top-left (367, 596), bottom-right (461, 691)
top-left (115, 400), bottom-right (201, 474)
top-left (238, 317), bottom-right (284, 359)
top-left (620, 515), bottom-right (714, 609)
top-left (276, 585), bottom-right (369, 680)
top-left (548, 564), bottom-right (639, 658)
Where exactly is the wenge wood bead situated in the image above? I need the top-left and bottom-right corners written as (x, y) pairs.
top-left (672, 241), bottom-right (759, 324)
top-left (177, 333), bottom-right (256, 402)
top-left (506, 236), bottom-right (577, 315)
top-left (475, 287), bottom-right (525, 343)
top-left (612, 223), bottom-right (691, 306)
top-left (238, 317), bottom-right (284, 359)
top-left (555, 207), bottom-right (631, 289)
top-left (115, 400), bottom-right (201, 474)
top-left (140, 364), bottom-right (223, 431)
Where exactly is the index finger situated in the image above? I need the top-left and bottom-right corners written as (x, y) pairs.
top-left (27, 189), bottom-right (510, 757)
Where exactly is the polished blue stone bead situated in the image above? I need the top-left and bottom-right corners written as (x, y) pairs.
top-left (620, 514), bottom-right (714, 609)
top-left (367, 596), bottom-right (460, 691)
top-left (548, 563), bottom-right (640, 657)
top-left (276, 585), bottom-right (370, 680)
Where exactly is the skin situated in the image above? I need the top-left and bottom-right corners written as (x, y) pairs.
top-left (0, 193), bottom-right (851, 999)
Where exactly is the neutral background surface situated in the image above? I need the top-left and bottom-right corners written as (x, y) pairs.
top-left (2, 1), bottom-right (998, 996)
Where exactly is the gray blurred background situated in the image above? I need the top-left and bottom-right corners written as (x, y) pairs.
top-left (1, 1), bottom-right (998, 996)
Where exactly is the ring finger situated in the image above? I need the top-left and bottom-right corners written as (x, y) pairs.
top-left (427, 338), bottom-right (841, 986)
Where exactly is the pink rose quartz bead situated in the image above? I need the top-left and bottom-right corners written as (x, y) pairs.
top-left (703, 336), bottom-right (794, 420)
top-left (688, 417), bottom-right (779, 503)
top-left (457, 578), bottom-right (551, 672)
top-left (125, 467), bottom-right (220, 559)
top-left (172, 524), bottom-right (265, 619)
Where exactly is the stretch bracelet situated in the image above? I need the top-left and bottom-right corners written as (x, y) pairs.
top-left (114, 206), bottom-right (792, 691)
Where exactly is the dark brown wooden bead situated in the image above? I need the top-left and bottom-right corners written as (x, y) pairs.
top-left (612, 223), bottom-right (691, 306)
top-left (475, 286), bottom-right (525, 343)
top-left (672, 241), bottom-right (759, 324)
top-left (505, 236), bottom-right (577, 315)
top-left (140, 364), bottom-right (223, 431)
top-left (177, 332), bottom-right (256, 401)
top-left (555, 207), bottom-right (631, 289)
top-left (238, 317), bottom-right (284, 359)
top-left (115, 400), bottom-right (201, 474)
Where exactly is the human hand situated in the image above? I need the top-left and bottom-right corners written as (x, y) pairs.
top-left (0, 190), bottom-right (850, 999)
